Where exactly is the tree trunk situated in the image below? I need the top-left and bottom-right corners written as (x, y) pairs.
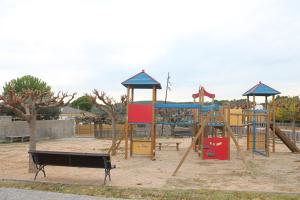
top-left (28, 116), bottom-right (37, 173)
top-left (93, 121), bottom-right (98, 138)
top-left (111, 117), bottom-right (117, 155)
top-left (292, 117), bottom-right (296, 144)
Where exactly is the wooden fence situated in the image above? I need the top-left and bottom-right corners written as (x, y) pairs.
top-left (75, 123), bottom-right (125, 137)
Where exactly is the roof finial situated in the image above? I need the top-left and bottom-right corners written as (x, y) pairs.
top-left (259, 81), bottom-right (262, 84)
top-left (142, 69), bottom-right (145, 73)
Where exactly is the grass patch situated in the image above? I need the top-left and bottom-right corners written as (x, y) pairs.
top-left (0, 180), bottom-right (299, 200)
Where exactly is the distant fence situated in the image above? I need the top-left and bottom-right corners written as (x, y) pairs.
top-left (75, 124), bottom-right (125, 138)
top-left (94, 124), bottom-right (154, 138)
top-left (0, 118), bottom-right (75, 140)
top-left (75, 123), bottom-right (175, 138)
top-left (276, 122), bottom-right (300, 128)
top-left (231, 126), bottom-right (300, 143)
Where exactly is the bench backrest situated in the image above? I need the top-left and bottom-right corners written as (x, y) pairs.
top-left (29, 151), bottom-right (112, 169)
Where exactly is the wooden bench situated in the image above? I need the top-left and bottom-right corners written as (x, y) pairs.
top-left (157, 142), bottom-right (180, 151)
top-left (28, 150), bottom-right (115, 184)
top-left (6, 135), bottom-right (30, 143)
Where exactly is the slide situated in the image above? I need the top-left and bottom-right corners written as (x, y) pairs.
top-left (270, 124), bottom-right (300, 153)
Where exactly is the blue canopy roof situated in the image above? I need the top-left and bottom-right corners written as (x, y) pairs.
top-left (122, 70), bottom-right (162, 89)
top-left (243, 81), bottom-right (280, 96)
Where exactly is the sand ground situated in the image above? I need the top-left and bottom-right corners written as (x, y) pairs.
top-left (0, 137), bottom-right (299, 193)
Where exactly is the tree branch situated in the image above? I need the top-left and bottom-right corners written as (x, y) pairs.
top-left (0, 103), bottom-right (27, 120)
top-left (37, 92), bottom-right (76, 108)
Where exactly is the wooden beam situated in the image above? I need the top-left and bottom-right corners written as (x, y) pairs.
top-left (247, 96), bottom-right (250, 150)
top-left (227, 105), bottom-right (230, 127)
top-left (219, 112), bottom-right (248, 168)
top-left (172, 111), bottom-right (212, 176)
top-left (151, 87), bottom-right (157, 160)
top-left (129, 88), bottom-right (134, 157)
top-left (266, 113), bottom-right (270, 157)
top-left (125, 87), bottom-right (130, 159)
top-left (227, 107), bottom-right (231, 160)
top-left (131, 88), bottom-right (134, 102)
top-left (272, 95), bottom-right (276, 152)
top-left (108, 136), bottom-right (123, 154)
top-left (265, 96), bottom-right (269, 157)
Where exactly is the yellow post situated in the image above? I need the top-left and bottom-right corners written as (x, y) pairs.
top-left (198, 86), bottom-right (204, 147)
top-left (246, 96), bottom-right (250, 150)
top-left (125, 87), bottom-right (130, 159)
top-left (265, 96), bottom-right (269, 157)
top-left (151, 86), bottom-right (157, 160)
top-left (227, 106), bottom-right (231, 160)
top-left (272, 95), bottom-right (276, 152)
top-left (130, 88), bottom-right (134, 157)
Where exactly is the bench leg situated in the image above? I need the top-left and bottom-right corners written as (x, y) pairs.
top-left (41, 166), bottom-right (46, 177)
top-left (104, 168), bottom-right (111, 184)
top-left (34, 170), bottom-right (39, 180)
top-left (159, 143), bottom-right (162, 151)
top-left (176, 143), bottom-right (179, 151)
top-left (34, 165), bottom-right (46, 180)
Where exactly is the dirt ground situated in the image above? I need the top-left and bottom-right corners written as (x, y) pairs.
top-left (0, 137), bottom-right (299, 193)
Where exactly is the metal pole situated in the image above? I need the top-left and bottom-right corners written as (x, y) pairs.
top-left (161, 72), bottom-right (171, 136)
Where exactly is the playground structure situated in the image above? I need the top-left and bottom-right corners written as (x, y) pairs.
top-left (121, 70), bottom-right (236, 161)
top-left (122, 70), bottom-right (161, 160)
top-left (119, 70), bottom-right (299, 165)
top-left (191, 87), bottom-right (230, 160)
top-left (117, 70), bottom-right (299, 167)
top-left (242, 81), bottom-right (279, 157)
top-left (231, 81), bottom-right (299, 156)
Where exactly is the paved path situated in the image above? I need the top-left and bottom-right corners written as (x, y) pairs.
top-left (0, 188), bottom-right (127, 200)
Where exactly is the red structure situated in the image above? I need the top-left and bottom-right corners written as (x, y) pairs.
top-left (192, 86), bottom-right (215, 99)
top-left (203, 137), bottom-right (229, 160)
top-left (128, 104), bottom-right (152, 124)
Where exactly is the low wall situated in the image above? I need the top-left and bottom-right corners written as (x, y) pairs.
top-left (0, 118), bottom-right (75, 140)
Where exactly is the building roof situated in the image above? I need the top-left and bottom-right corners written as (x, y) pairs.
top-left (121, 70), bottom-right (162, 89)
top-left (243, 81), bottom-right (281, 96)
top-left (60, 106), bottom-right (97, 117)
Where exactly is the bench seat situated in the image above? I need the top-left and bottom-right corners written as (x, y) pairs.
top-left (28, 150), bottom-right (115, 184)
top-left (157, 142), bottom-right (180, 151)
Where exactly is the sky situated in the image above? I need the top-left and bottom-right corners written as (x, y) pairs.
top-left (0, 0), bottom-right (299, 102)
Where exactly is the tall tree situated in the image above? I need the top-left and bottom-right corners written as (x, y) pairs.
top-left (275, 96), bottom-right (300, 143)
top-left (70, 95), bottom-right (93, 111)
top-left (90, 90), bottom-right (126, 155)
top-left (0, 75), bottom-right (75, 172)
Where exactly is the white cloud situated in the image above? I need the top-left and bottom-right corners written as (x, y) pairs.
top-left (0, 0), bottom-right (299, 100)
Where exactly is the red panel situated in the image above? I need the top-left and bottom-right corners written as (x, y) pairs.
top-left (203, 137), bottom-right (229, 160)
top-left (128, 104), bottom-right (152, 124)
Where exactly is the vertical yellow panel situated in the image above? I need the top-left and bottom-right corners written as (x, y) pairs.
top-left (229, 109), bottom-right (243, 126)
top-left (132, 140), bottom-right (152, 155)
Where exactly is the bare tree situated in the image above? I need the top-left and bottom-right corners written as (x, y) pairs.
top-left (90, 90), bottom-right (126, 155)
top-left (0, 89), bottom-right (75, 172)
